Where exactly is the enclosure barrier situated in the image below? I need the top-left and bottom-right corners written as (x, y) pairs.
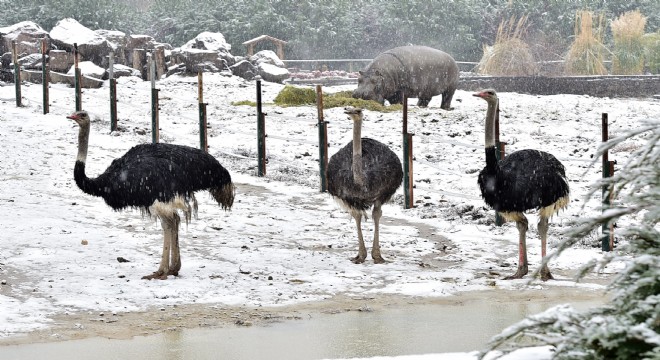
top-left (12, 41), bottom-right (21, 107)
top-left (149, 53), bottom-right (160, 144)
top-left (198, 71), bottom-right (209, 152)
top-left (41, 39), bottom-right (49, 114)
top-left (316, 85), bottom-right (329, 192)
top-left (109, 52), bottom-right (118, 131)
top-left (8, 56), bottom-right (619, 251)
top-left (601, 113), bottom-right (616, 251)
top-left (74, 43), bottom-right (82, 112)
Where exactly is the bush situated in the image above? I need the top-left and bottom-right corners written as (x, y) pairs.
top-left (611, 10), bottom-right (647, 75)
top-left (642, 32), bottom-right (660, 74)
top-left (565, 11), bottom-right (609, 75)
top-left (477, 16), bottom-right (538, 76)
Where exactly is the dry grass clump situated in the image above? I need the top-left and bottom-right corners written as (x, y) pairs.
top-left (477, 16), bottom-right (538, 76)
top-left (611, 10), bottom-right (647, 75)
top-left (565, 11), bottom-right (608, 75)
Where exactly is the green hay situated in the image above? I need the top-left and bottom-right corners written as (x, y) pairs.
top-left (237, 85), bottom-right (402, 112)
top-left (232, 100), bottom-right (257, 106)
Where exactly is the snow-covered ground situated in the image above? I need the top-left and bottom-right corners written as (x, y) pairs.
top-left (1, 73), bottom-right (658, 357)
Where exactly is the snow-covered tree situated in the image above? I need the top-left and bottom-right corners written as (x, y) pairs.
top-left (481, 119), bottom-right (660, 359)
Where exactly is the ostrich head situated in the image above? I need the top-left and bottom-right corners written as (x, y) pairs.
top-left (67, 110), bottom-right (91, 127)
top-left (344, 106), bottom-right (363, 121)
top-left (473, 89), bottom-right (498, 105)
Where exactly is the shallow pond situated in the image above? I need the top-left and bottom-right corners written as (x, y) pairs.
top-left (0, 290), bottom-right (602, 360)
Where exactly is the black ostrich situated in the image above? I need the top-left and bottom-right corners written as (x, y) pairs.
top-left (473, 89), bottom-right (569, 281)
top-left (326, 107), bottom-right (403, 263)
top-left (67, 111), bottom-right (235, 280)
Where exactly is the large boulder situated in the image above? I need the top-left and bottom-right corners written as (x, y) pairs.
top-left (171, 32), bottom-right (236, 74)
top-left (257, 62), bottom-right (289, 83)
top-left (229, 60), bottom-right (257, 80)
top-left (50, 18), bottom-right (113, 68)
top-left (67, 61), bottom-right (106, 79)
top-left (0, 21), bottom-right (48, 56)
top-left (250, 50), bottom-right (285, 67)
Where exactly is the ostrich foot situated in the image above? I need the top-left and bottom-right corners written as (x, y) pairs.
top-left (504, 265), bottom-right (528, 280)
top-left (142, 271), bottom-right (168, 280)
top-left (540, 267), bottom-right (554, 281)
top-left (351, 254), bottom-right (367, 264)
top-left (167, 269), bottom-right (179, 276)
top-left (372, 255), bottom-right (387, 264)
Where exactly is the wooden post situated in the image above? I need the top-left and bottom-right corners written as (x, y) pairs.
top-left (41, 39), bottom-right (49, 114)
top-left (316, 85), bottom-right (329, 192)
top-left (150, 54), bottom-right (159, 143)
top-left (402, 95), bottom-right (414, 209)
top-left (74, 43), bottom-right (82, 111)
top-left (154, 46), bottom-right (166, 80)
top-left (256, 79), bottom-right (266, 176)
top-left (198, 71), bottom-right (208, 152)
top-left (12, 41), bottom-right (21, 107)
top-left (608, 161), bottom-right (615, 250)
top-left (601, 113), bottom-right (613, 251)
top-left (109, 51), bottom-right (118, 131)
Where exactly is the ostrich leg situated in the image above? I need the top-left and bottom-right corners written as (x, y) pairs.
top-left (505, 215), bottom-right (529, 279)
top-left (538, 216), bottom-right (553, 281)
top-left (168, 213), bottom-right (181, 276)
top-left (351, 211), bottom-right (367, 264)
top-left (371, 203), bottom-right (386, 264)
top-left (142, 213), bottom-right (175, 280)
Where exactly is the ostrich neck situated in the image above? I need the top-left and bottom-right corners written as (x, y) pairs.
top-left (77, 122), bottom-right (90, 163)
top-left (352, 118), bottom-right (366, 186)
top-left (485, 99), bottom-right (498, 148)
top-left (74, 122), bottom-right (101, 197)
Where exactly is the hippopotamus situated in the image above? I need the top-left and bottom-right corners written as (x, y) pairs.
top-left (352, 46), bottom-right (459, 109)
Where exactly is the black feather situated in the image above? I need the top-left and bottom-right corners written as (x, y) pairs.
top-left (478, 147), bottom-right (569, 213)
top-left (75, 143), bottom-right (232, 211)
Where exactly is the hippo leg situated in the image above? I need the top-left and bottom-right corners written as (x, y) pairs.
top-left (440, 87), bottom-right (456, 110)
top-left (417, 98), bottom-right (431, 107)
top-left (386, 91), bottom-right (403, 105)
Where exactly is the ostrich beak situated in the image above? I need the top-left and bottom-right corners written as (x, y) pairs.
top-left (66, 113), bottom-right (79, 120)
top-left (472, 91), bottom-right (485, 98)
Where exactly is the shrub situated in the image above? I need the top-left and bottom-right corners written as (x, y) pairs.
top-left (565, 11), bottom-right (608, 75)
top-left (642, 31), bottom-right (660, 74)
top-left (477, 16), bottom-right (538, 76)
top-left (611, 10), bottom-right (647, 75)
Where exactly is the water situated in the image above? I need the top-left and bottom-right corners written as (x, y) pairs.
top-left (0, 295), bottom-right (600, 360)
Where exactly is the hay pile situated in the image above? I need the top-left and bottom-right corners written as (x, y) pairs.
top-left (564, 11), bottom-right (608, 75)
top-left (611, 10), bottom-right (647, 75)
top-left (477, 16), bottom-right (538, 76)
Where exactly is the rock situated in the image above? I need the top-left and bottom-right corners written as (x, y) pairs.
top-left (110, 64), bottom-right (141, 78)
top-left (49, 50), bottom-right (73, 72)
top-left (257, 62), bottom-right (289, 83)
top-left (250, 50), bottom-right (285, 67)
top-left (171, 32), bottom-right (236, 75)
top-left (67, 61), bottom-right (106, 79)
top-left (230, 59), bottom-right (257, 80)
top-left (0, 21), bottom-right (48, 56)
top-left (50, 18), bottom-right (114, 68)
top-left (17, 53), bottom-right (43, 70)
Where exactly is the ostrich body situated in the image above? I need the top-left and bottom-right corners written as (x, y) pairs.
top-left (326, 107), bottom-right (403, 263)
top-left (473, 90), bottom-right (569, 281)
top-left (68, 111), bottom-right (234, 280)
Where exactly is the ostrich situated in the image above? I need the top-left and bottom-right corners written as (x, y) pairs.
top-left (473, 89), bottom-right (569, 281)
top-left (326, 107), bottom-right (403, 264)
top-left (67, 111), bottom-right (234, 280)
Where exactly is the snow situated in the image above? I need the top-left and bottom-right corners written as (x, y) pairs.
top-left (1, 68), bottom-right (659, 357)
top-left (181, 31), bottom-right (231, 52)
top-left (49, 18), bottom-right (107, 47)
top-left (67, 61), bottom-right (105, 78)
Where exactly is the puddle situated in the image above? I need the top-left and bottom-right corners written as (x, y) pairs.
top-left (0, 293), bottom-right (601, 360)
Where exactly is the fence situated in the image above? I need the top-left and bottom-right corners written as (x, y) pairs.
top-left (7, 40), bottom-right (618, 251)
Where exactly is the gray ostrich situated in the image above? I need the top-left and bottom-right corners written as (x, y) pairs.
top-left (473, 89), bottom-right (570, 281)
top-left (67, 111), bottom-right (235, 280)
top-left (326, 107), bottom-right (403, 263)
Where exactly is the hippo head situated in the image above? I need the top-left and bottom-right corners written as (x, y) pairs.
top-left (352, 69), bottom-right (385, 105)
